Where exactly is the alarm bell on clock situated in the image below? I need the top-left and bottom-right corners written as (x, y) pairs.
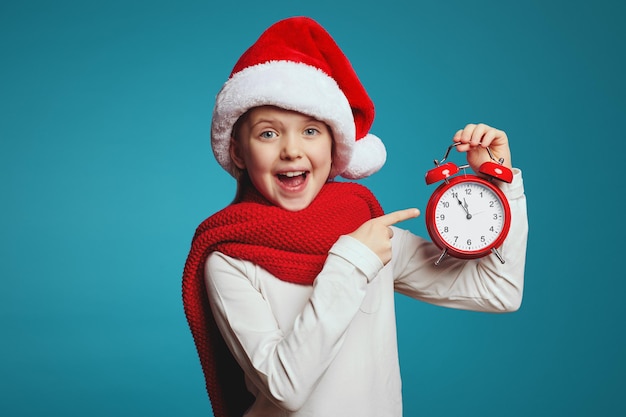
top-left (424, 143), bottom-right (513, 266)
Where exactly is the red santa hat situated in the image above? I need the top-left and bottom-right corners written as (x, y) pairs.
top-left (211, 16), bottom-right (386, 179)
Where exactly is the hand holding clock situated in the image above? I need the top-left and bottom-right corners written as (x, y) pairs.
top-left (453, 123), bottom-right (512, 172)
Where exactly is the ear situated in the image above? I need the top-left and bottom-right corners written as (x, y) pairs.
top-left (229, 138), bottom-right (246, 170)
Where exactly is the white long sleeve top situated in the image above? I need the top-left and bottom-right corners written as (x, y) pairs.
top-left (205, 170), bottom-right (528, 417)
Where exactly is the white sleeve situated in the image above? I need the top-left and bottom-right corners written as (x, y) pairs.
top-left (204, 237), bottom-right (380, 412)
top-left (393, 168), bottom-right (528, 312)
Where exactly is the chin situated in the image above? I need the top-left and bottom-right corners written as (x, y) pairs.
top-left (274, 194), bottom-right (316, 212)
top-left (278, 201), bottom-right (311, 212)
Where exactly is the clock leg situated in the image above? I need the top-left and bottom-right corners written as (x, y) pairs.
top-left (435, 248), bottom-right (448, 266)
top-left (491, 248), bottom-right (505, 264)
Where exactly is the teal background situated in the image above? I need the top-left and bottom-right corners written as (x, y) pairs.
top-left (1, 0), bottom-right (624, 416)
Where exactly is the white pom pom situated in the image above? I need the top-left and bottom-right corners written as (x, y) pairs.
top-left (341, 134), bottom-right (386, 179)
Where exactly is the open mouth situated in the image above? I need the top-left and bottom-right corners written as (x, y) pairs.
top-left (277, 171), bottom-right (308, 188)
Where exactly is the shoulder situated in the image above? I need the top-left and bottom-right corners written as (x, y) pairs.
top-left (205, 252), bottom-right (254, 285)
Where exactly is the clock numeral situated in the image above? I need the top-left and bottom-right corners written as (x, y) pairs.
top-left (481, 236), bottom-right (486, 243)
top-left (465, 188), bottom-right (472, 195)
top-left (493, 213), bottom-right (499, 220)
top-left (489, 200), bottom-right (495, 207)
top-left (453, 236), bottom-right (459, 243)
top-left (443, 226), bottom-right (449, 233)
top-left (489, 226), bottom-right (494, 232)
top-left (441, 201), bottom-right (450, 208)
top-left (439, 214), bottom-right (445, 220)
top-left (467, 239), bottom-right (472, 246)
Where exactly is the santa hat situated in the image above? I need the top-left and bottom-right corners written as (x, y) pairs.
top-left (211, 16), bottom-right (386, 179)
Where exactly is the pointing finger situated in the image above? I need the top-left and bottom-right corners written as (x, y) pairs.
top-left (378, 208), bottom-right (420, 226)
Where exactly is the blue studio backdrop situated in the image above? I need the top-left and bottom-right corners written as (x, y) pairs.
top-left (1, 0), bottom-right (624, 416)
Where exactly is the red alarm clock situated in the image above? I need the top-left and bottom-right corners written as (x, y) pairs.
top-left (425, 143), bottom-right (513, 265)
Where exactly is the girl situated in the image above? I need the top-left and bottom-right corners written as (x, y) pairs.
top-left (183, 16), bottom-right (528, 417)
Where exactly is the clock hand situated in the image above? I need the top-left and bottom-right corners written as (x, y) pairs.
top-left (463, 198), bottom-right (473, 219)
top-left (456, 196), bottom-right (472, 219)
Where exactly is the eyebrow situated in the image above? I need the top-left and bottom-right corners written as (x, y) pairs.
top-left (249, 116), bottom-right (323, 128)
top-left (249, 118), bottom-right (280, 129)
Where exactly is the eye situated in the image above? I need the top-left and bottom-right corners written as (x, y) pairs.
top-left (259, 130), bottom-right (277, 139)
top-left (304, 128), bottom-right (320, 136)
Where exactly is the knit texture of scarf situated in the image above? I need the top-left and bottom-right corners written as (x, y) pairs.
top-left (182, 181), bottom-right (383, 417)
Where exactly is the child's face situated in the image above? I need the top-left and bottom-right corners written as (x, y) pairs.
top-left (230, 106), bottom-right (333, 211)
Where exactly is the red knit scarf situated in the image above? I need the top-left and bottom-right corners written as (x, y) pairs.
top-left (182, 181), bottom-right (383, 417)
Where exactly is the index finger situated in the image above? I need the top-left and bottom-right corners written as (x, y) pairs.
top-left (378, 208), bottom-right (420, 226)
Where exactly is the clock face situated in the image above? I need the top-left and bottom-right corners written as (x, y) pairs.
top-left (427, 177), bottom-right (510, 257)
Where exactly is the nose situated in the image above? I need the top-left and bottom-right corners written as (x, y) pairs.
top-left (280, 134), bottom-right (303, 160)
